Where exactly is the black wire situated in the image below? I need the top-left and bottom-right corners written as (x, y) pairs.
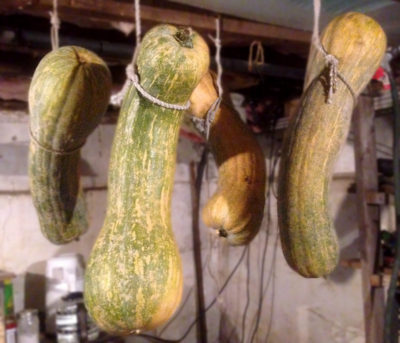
top-left (261, 148), bottom-right (281, 342)
top-left (263, 233), bottom-right (279, 342)
top-left (138, 244), bottom-right (248, 343)
top-left (240, 245), bottom-right (252, 343)
top-left (249, 124), bottom-right (278, 343)
top-left (159, 287), bottom-right (194, 336)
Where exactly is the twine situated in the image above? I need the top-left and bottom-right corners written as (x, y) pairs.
top-left (49, 0), bottom-right (60, 50)
top-left (29, 128), bottom-right (85, 155)
top-left (110, 0), bottom-right (141, 106)
top-left (312, 0), bottom-right (355, 104)
top-left (248, 41), bottom-right (264, 72)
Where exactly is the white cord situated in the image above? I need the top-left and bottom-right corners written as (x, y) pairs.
top-left (49, 0), bottom-right (60, 50)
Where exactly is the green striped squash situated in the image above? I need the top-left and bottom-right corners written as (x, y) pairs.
top-left (29, 46), bottom-right (111, 244)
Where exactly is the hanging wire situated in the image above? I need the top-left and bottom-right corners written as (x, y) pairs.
top-left (248, 125), bottom-right (278, 343)
top-left (49, 0), bottom-right (60, 50)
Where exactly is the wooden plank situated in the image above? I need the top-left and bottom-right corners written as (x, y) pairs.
top-left (1, 0), bottom-right (311, 43)
top-left (353, 95), bottom-right (385, 343)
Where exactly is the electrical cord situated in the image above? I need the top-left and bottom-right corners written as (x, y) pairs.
top-left (248, 123), bottom-right (278, 343)
top-left (240, 246), bottom-right (252, 343)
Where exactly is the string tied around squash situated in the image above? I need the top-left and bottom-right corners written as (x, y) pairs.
top-left (29, 127), bottom-right (86, 155)
top-left (110, 0), bottom-right (190, 110)
top-left (49, 0), bottom-right (60, 50)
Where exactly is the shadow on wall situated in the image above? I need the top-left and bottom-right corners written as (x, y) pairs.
top-left (329, 187), bottom-right (359, 284)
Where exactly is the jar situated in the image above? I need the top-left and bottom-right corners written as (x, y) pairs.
top-left (17, 309), bottom-right (39, 343)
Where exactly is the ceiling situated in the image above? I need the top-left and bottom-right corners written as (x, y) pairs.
top-left (169, 0), bottom-right (400, 46)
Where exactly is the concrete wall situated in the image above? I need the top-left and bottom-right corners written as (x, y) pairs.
top-left (0, 108), bottom-right (389, 342)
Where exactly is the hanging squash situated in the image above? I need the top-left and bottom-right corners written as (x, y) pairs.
top-left (190, 71), bottom-right (266, 245)
top-left (84, 25), bottom-right (209, 334)
top-left (278, 12), bottom-right (386, 278)
top-left (28, 46), bottom-right (112, 244)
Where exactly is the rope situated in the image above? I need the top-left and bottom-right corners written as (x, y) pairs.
top-left (49, 0), bottom-right (60, 50)
top-left (248, 41), bottom-right (264, 72)
top-left (311, 0), bottom-right (356, 104)
top-left (29, 128), bottom-right (85, 155)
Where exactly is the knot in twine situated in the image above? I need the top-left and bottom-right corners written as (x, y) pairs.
top-left (323, 53), bottom-right (338, 104)
top-left (198, 16), bottom-right (223, 140)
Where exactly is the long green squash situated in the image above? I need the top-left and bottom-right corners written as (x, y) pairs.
top-left (190, 71), bottom-right (266, 245)
top-left (29, 46), bottom-right (112, 244)
top-left (278, 12), bottom-right (386, 278)
top-left (84, 25), bottom-right (209, 334)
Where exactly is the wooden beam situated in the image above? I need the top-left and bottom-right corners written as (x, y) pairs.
top-left (353, 95), bottom-right (385, 343)
top-left (1, 0), bottom-right (311, 43)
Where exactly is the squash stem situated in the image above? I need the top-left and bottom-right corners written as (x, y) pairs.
top-left (174, 27), bottom-right (193, 48)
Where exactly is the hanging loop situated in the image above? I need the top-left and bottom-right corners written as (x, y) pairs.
top-left (248, 40), bottom-right (264, 72)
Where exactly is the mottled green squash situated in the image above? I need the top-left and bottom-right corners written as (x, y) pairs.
top-left (28, 46), bottom-right (111, 244)
top-left (190, 71), bottom-right (266, 245)
top-left (84, 25), bottom-right (209, 334)
top-left (278, 12), bottom-right (386, 278)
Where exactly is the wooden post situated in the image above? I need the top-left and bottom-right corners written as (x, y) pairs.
top-left (353, 95), bottom-right (385, 343)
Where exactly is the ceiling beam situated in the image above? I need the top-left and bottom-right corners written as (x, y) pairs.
top-left (1, 0), bottom-right (311, 43)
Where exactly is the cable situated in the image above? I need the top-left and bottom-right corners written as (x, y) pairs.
top-left (240, 246), bottom-right (252, 343)
top-left (248, 122), bottom-right (278, 343)
top-left (159, 287), bottom-right (194, 336)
